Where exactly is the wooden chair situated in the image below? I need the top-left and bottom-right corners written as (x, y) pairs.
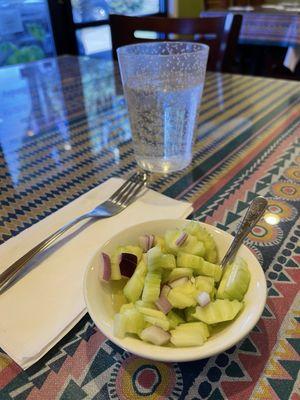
top-left (204, 0), bottom-right (230, 10)
top-left (110, 14), bottom-right (242, 72)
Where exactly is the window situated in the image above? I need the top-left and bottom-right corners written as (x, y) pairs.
top-left (71, 0), bottom-right (164, 58)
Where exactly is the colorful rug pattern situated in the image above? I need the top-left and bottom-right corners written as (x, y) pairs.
top-left (0, 56), bottom-right (299, 399)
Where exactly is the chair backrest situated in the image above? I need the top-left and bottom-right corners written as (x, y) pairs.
top-left (204, 0), bottom-right (230, 10)
top-left (110, 14), bottom-right (242, 72)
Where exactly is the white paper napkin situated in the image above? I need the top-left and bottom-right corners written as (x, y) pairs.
top-left (0, 178), bottom-right (192, 369)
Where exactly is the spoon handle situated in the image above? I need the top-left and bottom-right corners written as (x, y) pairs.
top-left (220, 196), bottom-right (268, 269)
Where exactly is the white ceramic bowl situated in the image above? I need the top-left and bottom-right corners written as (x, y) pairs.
top-left (83, 219), bottom-right (267, 362)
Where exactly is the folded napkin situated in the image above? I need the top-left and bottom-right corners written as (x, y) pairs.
top-left (0, 178), bottom-right (193, 369)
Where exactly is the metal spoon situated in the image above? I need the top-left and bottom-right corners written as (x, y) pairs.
top-left (220, 196), bottom-right (268, 269)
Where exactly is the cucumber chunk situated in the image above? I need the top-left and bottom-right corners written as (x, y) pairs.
top-left (114, 307), bottom-right (146, 337)
top-left (184, 222), bottom-right (218, 263)
top-left (154, 236), bottom-right (167, 253)
top-left (114, 313), bottom-right (127, 338)
top-left (177, 252), bottom-right (222, 282)
top-left (164, 229), bottom-right (205, 257)
top-left (170, 322), bottom-right (209, 347)
top-left (166, 268), bottom-right (193, 283)
top-left (192, 299), bottom-right (243, 324)
top-left (138, 307), bottom-right (167, 320)
top-left (110, 245), bottom-right (143, 280)
top-left (195, 276), bottom-right (215, 299)
top-left (167, 310), bottom-right (185, 329)
top-left (144, 316), bottom-right (170, 331)
top-left (142, 271), bottom-right (161, 302)
top-left (217, 257), bottom-right (250, 301)
top-left (147, 246), bottom-right (176, 272)
top-left (135, 300), bottom-right (156, 309)
top-left (123, 259), bottom-right (147, 302)
top-left (185, 306), bottom-right (197, 322)
top-left (118, 245), bottom-right (143, 261)
top-left (167, 282), bottom-right (197, 309)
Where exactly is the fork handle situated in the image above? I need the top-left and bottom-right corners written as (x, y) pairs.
top-left (0, 214), bottom-right (91, 293)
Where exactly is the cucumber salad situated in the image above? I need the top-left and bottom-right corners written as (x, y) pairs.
top-left (98, 221), bottom-right (251, 347)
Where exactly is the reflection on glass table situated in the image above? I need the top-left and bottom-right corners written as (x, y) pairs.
top-left (71, 0), bottom-right (160, 23)
top-left (0, 0), bottom-right (55, 67)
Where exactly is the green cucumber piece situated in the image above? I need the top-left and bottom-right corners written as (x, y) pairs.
top-left (135, 300), bottom-right (156, 309)
top-left (177, 252), bottom-right (222, 282)
top-left (118, 245), bottom-right (143, 261)
top-left (154, 236), bottom-right (167, 253)
top-left (144, 316), bottom-right (170, 331)
top-left (114, 313), bottom-right (127, 338)
top-left (167, 282), bottom-right (197, 309)
top-left (110, 251), bottom-right (121, 280)
top-left (185, 306), bottom-right (197, 322)
top-left (167, 310), bottom-right (185, 329)
top-left (147, 246), bottom-right (176, 272)
top-left (114, 307), bottom-right (146, 337)
top-left (123, 259), bottom-right (147, 302)
top-left (192, 299), bottom-right (243, 324)
top-left (170, 322), bottom-right (209, 347)
top-left (120, 303), bottom-right (134, 313)
top-left (138, 307), bottom-right (167, 320)
top-left (184, 222), bottom-right (218, 263)
top-left (195, 276), bottom-right (215, 299)
top-left (142, 271), bottom-right (161, 302)
top-left (166, 268), bottom-right (193, 283)
top-left (217, 257), bottom-right (250, 301)
top-left (164, 229), bottom-right (205, 257)
top-left (110, 245), bottom-right (143, 280)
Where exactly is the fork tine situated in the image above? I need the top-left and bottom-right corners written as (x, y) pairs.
top-left (113, 173), bottom-right (146, 205)
top-left (109, 172), bottom-right (139, 202)
top-left (121, 179), bottom-right (147, 207)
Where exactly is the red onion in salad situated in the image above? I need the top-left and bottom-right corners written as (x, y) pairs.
top-left (119, 253), bottom-right (138, 278)
top-left (140, 326), bottom-right (171, 345)
top-left (98, 252), bottom-right (111, 282)
top-left (175, 232), bottom-right (188, 247)
top-left (155, 294), bottom-right (172, 314)
top-left (139, 234), bottom-right (155, 252)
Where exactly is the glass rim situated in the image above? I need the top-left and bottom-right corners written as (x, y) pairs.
top-left (117, 41), bottom-right (209, 57)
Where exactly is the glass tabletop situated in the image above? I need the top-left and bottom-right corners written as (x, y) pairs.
top-left (0, 55), bottom-right (299, 400)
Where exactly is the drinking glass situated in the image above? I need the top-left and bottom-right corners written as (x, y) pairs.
top-left (117, 42), bottom-right (209, 173)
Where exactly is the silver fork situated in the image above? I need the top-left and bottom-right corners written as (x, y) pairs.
top-left (0, 172), bottom-right (148, 293)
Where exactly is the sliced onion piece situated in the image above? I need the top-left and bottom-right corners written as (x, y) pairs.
top-left (119, 253), bottom-right (138, 278)
top-left (140, 326), bottom-right (171, 345)
top-left (98, 252), bottom-right (111, 282)
top-left (155, 294), bottom-right (172, 314)
top-left (139, 234), bottom-right (155, 252)
top-left (169, 277), bottom-right (189, 288)
top-left (175, 232), bottom-right (188, 247)
top-left (197, 291), bottom-right (211, 307)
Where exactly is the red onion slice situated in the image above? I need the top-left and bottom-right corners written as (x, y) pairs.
top-left (119, 253), bottom-right (138, 278)
top-left (175, 232), bottom-right (188, 247)
top-left (139, 234), bottom-right (155, 252)
top-left (155, 294), bottom-right (172, 314)
top-left (169, 277), bottom-right (189, 288)
top-left (98, 252), bottom-right (111, 282)
top-left (197, 291), bottom-right (211, 307)
top-left (140, 326), bottom-right (171, 345)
